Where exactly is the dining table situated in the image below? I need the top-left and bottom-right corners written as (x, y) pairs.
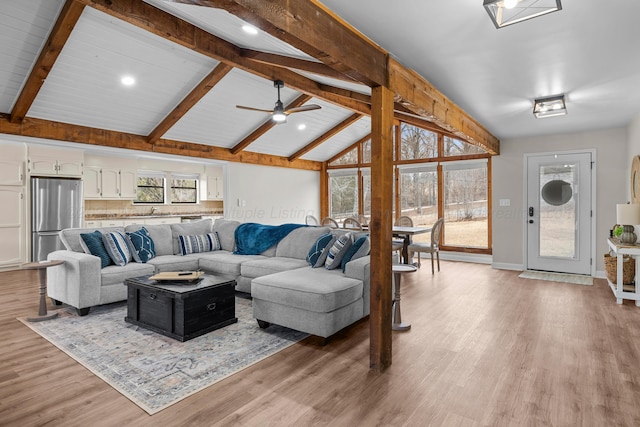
top-left (392, 226), bottom-right (431, 264)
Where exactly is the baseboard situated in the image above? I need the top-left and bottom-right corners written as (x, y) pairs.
top-left (492, 262), bottom-right (525, 271)
top-left (438, 251), bottom-right (492, 265)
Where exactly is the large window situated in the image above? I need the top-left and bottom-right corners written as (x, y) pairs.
top-left (442, 160), bottom-right (488, 248)
top-left (401, 124), bottom-right (437, 160)
top-left (399, 164), bottom-right (438, 243)
top-left (134, 173), bottom-right (165, 204)
top-left (328, 169), bottom-right (358, 221)
top-left (170, 175), bottom-right (198, 204)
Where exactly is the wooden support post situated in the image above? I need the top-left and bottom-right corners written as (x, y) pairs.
top-left (369, 85), bottom-right (394, 372)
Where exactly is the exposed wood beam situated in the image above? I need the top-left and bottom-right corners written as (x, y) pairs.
top-left (369, 85), bottom-right (394, 372)
top-left (230, 93), bottom-right (312, 154)
top-left (240, 49), bottom-right (355, 83)
top-left (389, 58), bottom-right (499, 155)
top-left (167, 0), bottom-right (388, 87)
top-left (326, 133), bottom-right (371, 165)
top-left (147, 62), bottom-right (233, 144)
top-left (288, 113), bottom-right (363, 162)
top-left (10, 0), bottom-right (85, 123)
top-left (0, 114), bottom-right (321, 171)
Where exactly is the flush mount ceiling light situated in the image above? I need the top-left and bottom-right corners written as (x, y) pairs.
top-left (483, 0), bottom-right (562, 28)
top-left (533, 94), bottom-right (567, 119)
top-left (120, 75), bottom-right (135, 86)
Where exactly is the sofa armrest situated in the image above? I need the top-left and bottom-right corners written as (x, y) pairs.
top-left (47, 250), bottom-right (102, 309)
top-left (345, 255), bottom-right (370, 316)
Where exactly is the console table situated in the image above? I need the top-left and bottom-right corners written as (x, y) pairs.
top-left (606, 238), bottom-right (640, 306)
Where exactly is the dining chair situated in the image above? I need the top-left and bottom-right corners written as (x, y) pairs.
top-left (321, 217), bottom-right (340, 229)
top-left (392, 216), bottom-right (413, 259)
top-left (343, 217), bottom-right (363, 230)
top-left (305, 215), bottom-right (319, 226)
top-left (408, 218), bottom-right (444, 274)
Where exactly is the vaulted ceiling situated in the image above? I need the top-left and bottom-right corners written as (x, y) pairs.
top-left (0, 0), bottom-right (500, 170)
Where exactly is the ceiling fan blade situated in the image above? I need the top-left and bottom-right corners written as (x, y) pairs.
top-left (236, 105), bottom-right (274, 114)
top-left (285, 104), bottom-right (322, 114)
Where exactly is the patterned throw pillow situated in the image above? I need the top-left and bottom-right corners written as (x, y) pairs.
top-left (307, 233), bottom-right (336, 268)
top-left (179, 232), bottom-right (221, 255)
top-left (102, 231), bottom-right (132, 266)
top-left (125, 227), bottom-right (156, 263)
top-left (324, 232), bottom-right (353, 270)
top-left (80, 230), bottom-right (112, 268)
top-left (341, 235), bottom-right (370, 272)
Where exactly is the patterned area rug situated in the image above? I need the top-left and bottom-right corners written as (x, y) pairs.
top-left (18, 297), bottom-right (308, 414)
top-left (518, 270), bottom-right (593, 286)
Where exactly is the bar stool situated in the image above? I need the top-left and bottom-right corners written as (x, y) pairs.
top-left (392, 264), bottom-right (417, 331)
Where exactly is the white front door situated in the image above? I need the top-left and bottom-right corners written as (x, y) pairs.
top-left (526, 152), bottom-right (592, 275)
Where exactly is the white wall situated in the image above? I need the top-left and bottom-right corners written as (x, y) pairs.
top-left (628, 113), bottom-right (640, 196)
top-left (225, 162), bottom-right (320, 225)
top-left (492, 127), bottom-right (627, 272)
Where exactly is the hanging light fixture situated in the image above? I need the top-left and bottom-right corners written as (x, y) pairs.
top-left (533, 94), bottom-right (567, 119)
top-left (483, 0), bottom-right (562, 29)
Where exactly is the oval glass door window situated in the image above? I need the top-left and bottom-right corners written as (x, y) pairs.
top-left (541, 179), bottom-right (573, 206)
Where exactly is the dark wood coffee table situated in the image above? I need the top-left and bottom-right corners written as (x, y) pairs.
top-left (124, 274), bottom-right (237, 342)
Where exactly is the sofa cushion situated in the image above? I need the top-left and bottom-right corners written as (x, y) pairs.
top-left (213, 219), bottom-right (240, 252)
top-left (198, 251), bottom-right (266, 276)
top-left (170, 219), bottom-right (213, 255)
top-left (101, 262), bottom-right (155, 286)
top-left (241, 257), bottom-right (309, 279)
top-left (340, 235), bottom-right (370, 272)
top-left (178, 232), bottom-right (221, 255)
top-left (325, 232), bottom-right (353, 270)
top-left (80, 231), bottom-right (113, 268)
top-left (147, 255), bottom-right (199, 272)
top-left (125, 227), bottom-right (156, 263)
top-left (251, 267), bottom-right (363, 313)
top-left (276, 226), bottom-right (330, 260)
top-left (307, 233), bottom-right (335, 268)
top-left (62, 226), bottom-right (124, 253)
top-left (125, 224), bottom-right (173, 256)
top-left (102, 231), bottom-right (132, 266)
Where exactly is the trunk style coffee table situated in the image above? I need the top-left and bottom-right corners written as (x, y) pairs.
top-left (125, 274), bottom-right (237, 342)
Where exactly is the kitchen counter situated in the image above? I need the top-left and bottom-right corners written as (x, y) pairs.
top-left (85, 212), bottom-right (222, 220)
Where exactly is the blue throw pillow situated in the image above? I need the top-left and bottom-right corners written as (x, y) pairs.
top-left (325, 233), bottom-right (353, 270)
top-left (307, 233), bottom-right (335, 268)
top-left (341, 236), bottom-right (370, 272)
top-left (102, 231), bottom-right (132, 266)
top-left (125, 227), bottom-right (156, 263)
top-left (179, 232), bottom-right (221, 255)
top-left (80, 231), bottom-right (112, 268)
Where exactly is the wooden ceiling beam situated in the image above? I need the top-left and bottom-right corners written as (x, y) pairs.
top-left (166, 0), bottom-right (388, 87)
top-left (288, 113), bottom-right (363, 162)
top-left (0, 114), bottom-right (322, 171)
top-left (147, 62), bottom-right (233, 144)
top-left (10, 0), bottom-right (85, 123)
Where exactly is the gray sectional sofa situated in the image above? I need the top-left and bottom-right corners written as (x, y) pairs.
top-left (47, 218), bottom-right (370, 338)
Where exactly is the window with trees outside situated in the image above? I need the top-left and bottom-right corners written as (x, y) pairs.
top-left (134, 173), bottom-right (164, 204)
top-left (170, 175), bottom-right (198, 204)
top-left (326, 123), bottom-right (491, 253)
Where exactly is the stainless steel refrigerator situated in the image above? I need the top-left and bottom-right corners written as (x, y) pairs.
top-left (31, 177), bottom-right (83, 261)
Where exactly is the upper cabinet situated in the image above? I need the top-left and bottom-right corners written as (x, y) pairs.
top-left (201, 165), bottom-right (224, 201)
top-left (84, 156), bottom-right (137, 199)
top-left (28, 145), bottom-right (83, 177)
top-left (0, 143), bottom-right (26, 186)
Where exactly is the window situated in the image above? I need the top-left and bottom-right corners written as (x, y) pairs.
top-left (170, 175), bottom-right (198, 204)
top-left (442, 159), bottom-right (488, 248)
top-left (399, 164), bottom-right (438, 243)
top-left (134, 173), bottom-right (164, 204)
top-left (329, 148), bottom-right (358, 166)
top-left (443, 136), bottom-right (486, 156)
top-left (328, 169), bottom-right (358, 221)
top-left (401, 124), bottom-right (437, 160)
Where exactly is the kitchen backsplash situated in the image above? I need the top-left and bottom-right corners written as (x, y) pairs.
top-left (85, 200), bottom-right (223, 219)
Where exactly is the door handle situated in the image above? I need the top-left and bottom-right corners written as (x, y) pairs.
top-left (529, 219), bottom-right (534, 224)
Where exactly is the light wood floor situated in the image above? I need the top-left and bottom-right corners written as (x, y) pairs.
top-left (2, 263), bottom-right (640, 426)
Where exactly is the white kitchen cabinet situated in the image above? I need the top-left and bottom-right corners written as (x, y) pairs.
top-left (144, 217), bottom-right (181, 225)
top-left (84, 166), bottom-right (137, 200)
top-left (84, 167), bottom-right (101, 199)
top-left (28, 145), bottom-right (83, 177)
top-left (0, 186), bottom-right (25, 268)
top-left (101, 219), bottom-right (125, 227)
top-left (84, 220), bottom-right (102, 228)
top-left (201, 165), bottom-right (224, 200)
top-left (0, 143), bottom-right (26, 186)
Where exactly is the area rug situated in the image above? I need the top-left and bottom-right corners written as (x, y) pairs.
top-left (18, 297), bottom-right (308, 415)
top-left (518, 270), bottom-right (593, 286)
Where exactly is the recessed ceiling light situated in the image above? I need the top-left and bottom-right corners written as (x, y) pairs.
top-left (242, 24), bottom-right (258, 35)
top-left (121, 75), bottom-right (135, 86)
top-left (297, 124), bottom-right (306, 130)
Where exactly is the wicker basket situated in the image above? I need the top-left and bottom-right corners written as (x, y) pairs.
top-left (604, 252), bottom-right (635, 285)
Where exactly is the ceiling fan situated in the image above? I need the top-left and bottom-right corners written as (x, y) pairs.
top-left (235, 80), bottom-right (321, 123)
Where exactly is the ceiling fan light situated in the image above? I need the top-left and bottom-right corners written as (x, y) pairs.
top-left (272, 112), bottom-right (287, 122)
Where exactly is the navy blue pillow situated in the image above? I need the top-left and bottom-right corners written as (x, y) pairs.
top-left (126, 227), bottom-right (156, 263)
top-left (307, 233), bottom-right (335, 268)
top-left (341, 235), bottom-right (370, 272)
top-left (80, 231), bottom-right (112, 268)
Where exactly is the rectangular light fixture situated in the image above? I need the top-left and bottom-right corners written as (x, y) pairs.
top-left (533, 94), bottom-right (567, 119)
top-left (484, 0), bottom-right (562, 29)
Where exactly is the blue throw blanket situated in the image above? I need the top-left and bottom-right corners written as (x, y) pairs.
top-left (234, 223), bottom-right (307, 255)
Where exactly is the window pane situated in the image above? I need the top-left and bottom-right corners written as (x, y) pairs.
top-left (329, 148), bottom-right (358, 166)
top-left (329, 175), bottom-right (358, 220)
top-left (443, 164), bottom-right (488, 248)
top-left (135, 177), bottom-right (164, 204)
top-left (443, 136), bottom-right (486, 156)
top-left (400, 169), bottom-right (438, 243)
top-left (362, 139), bottom-right (371, 164)
top-left (171, 178), bottom-right (197, 203)
top-left (401, 123), bottom-right (437, 160)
